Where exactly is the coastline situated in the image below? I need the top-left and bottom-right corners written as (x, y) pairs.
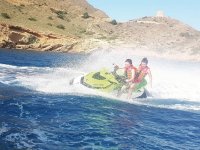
top-left (1, 44), bottom-right (200, 63)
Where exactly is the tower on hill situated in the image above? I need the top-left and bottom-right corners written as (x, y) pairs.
top-left (156, 10), bottom-right (165, 17)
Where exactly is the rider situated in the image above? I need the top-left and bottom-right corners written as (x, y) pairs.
top-left (117, 59), bottom-right (137, 97)
top-left (127, 57), bottom-right (152, 99)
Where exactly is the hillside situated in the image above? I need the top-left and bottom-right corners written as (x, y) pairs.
top-left (0, 0), bottom-right (200, 61)
top-left (0, 0), bottom-right (116, 52)
top-left (114, 16), bottom-right (200, 58)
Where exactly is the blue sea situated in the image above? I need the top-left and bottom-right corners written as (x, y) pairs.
top-left (0, 48), bottom-right (200, 150)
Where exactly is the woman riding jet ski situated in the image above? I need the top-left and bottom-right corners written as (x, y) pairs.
top-left (70, 58), bottom-right (151, 99)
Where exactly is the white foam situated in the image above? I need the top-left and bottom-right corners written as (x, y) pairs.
top-left (0, 49), bottom-right (200, 111)
top-left (0, 122), bottom-right (9, 135)
top-left (5, 133), bottom-right (34, 149)
top-left (80, 50), bottom-right (200, 100)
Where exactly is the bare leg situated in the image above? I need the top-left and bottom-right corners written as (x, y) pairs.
top-left (117, 85), bottom-right (128, 97)
top-left (127, 84), bottom-right (135, 99)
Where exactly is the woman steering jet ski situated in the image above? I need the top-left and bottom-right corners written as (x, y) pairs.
top-left (116, 59), bottom-right (137, 97)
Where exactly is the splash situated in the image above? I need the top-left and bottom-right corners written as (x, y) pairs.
top-left (80, 49), bottom-right (200, 100)
top-left (0, 48), bottom-right (200, 111)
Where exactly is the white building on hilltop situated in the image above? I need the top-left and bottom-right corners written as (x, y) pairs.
top-left (156, 11), bottom-right (165, 17)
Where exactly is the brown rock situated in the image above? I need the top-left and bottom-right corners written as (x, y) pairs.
top-left (9, 32), bottom-right (24, 43)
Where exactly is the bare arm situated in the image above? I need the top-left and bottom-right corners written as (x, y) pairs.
top-left (113, 64), bottom-right (124, 70)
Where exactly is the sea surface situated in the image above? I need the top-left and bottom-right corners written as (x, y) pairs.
top-left (0, 48), bottom-right (200, 150)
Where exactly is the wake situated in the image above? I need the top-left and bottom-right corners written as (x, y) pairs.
top-left (0, 49), bottom-right (200, 111)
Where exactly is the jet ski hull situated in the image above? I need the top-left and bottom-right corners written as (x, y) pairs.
top-left (70, 70), bottom-right (147, 99)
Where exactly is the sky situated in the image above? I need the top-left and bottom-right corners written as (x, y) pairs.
top-left (87, 0), bottom-right (200, 31)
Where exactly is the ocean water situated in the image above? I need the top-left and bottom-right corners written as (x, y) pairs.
top-left (0, 48), bottom-right (200, 150)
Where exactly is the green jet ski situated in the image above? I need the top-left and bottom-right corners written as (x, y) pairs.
top-left (70, 68), bottom-right (148, 99)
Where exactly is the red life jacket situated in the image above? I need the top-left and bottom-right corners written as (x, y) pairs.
top-left (125, 65), bottom-right (137, 79)
top-left (134, 65), bottom-right (149, 83)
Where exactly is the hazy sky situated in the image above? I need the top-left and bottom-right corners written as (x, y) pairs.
top-left (87, 0), bottom-right (200, 31)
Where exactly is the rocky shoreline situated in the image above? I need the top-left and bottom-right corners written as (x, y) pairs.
top-left (0, 0), bottom-right (200, 61)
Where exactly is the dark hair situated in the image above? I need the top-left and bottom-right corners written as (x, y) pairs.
top-left (125, 59), bottom-right (132, 65)
top-left (141, 57), bottom-right (148, 64)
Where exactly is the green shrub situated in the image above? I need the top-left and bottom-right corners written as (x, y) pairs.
top-left (57, 14), bottom-right (65, 19)
top-left (20, 4), bottom-right (25, 7)
top-left (48, 16), bottom-right (53, 20)
top-left (56, 24), bottom-right (65, 30)
top-left (47, 23), bottom-right (53, 26)
top-left (56, 10), bottom-right (67, 15)
top-left (110, 19), bottom-right (117, 25)
top-left (50, 8), bottom-right (67, 20)
top-left (79, 29), bottom-right (86, 34)
top-left (55, 10), bottom-right (67, 20)
top-left (82, 12), bottom-right (90, 19)
top-left (28, 35), bottom-right (37, 44)
top-left (180, 32), bottom-right (190, 38)
top-left (28, 17), bottom-right (37, 21)
top-left (1, 13), bottom-right (11, 19)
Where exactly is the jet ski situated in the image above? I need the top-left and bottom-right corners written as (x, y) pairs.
top-left (70, 68), bottom-right (148, 99)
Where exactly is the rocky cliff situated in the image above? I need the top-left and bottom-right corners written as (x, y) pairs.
top-left (0, 0), bottom-right (115, 52)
